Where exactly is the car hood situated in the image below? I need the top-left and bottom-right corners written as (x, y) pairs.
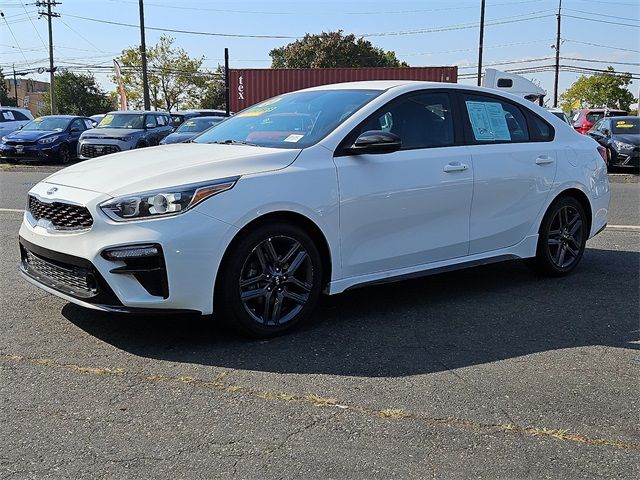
top-left (161, 132), bottom-right (197, 144)
top-left (42, 143), bottom-right (302, 197)
top-left (612, 133), bottom-right (640, 146)
top-left (81, 128), bottom-right (142, 139)
top-left (6, 130), bottom-right (60, 141)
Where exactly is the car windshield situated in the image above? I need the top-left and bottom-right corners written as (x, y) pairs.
top-left (22, 117), bottom-right (70, 131)
top-left (194, 89), bottom-right (382, 148)
top-left (612, 119), bottom-right (640, 134)
top-left (176, 117), bottom-right (223, 133)
top-left (97, 113), bottom-right (144, 129)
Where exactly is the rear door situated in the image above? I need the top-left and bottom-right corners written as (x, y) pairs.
top-left (67, 118), bottom-right (87, 155)
top-left (458, 91), bottom-right (558, 254)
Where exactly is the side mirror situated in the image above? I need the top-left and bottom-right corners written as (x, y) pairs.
top-left (17, 125), bottom-right (23, 130)
top-left (145, 123), bottom-right (156, 129)
top-left (603, 129), bottom-right (611, 137)
top-left (345, 130), bottom-right (401, 155)
top-left (70, 127), bottom-right (80, 133)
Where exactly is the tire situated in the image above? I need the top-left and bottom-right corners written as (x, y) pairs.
top-left (58, 143), bottom-right (71, 164)
top-left (136, 141), bottom-right (147, 149)
top-left (527, 196), bottom-right (588, 276)
top-left (216, 222), bottom-right (323, 338)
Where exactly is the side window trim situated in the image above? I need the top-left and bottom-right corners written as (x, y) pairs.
top-left (335, 89), bottom-right (462, 157)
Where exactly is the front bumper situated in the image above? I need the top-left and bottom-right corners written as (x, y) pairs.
top-left (0, 143), bottom-right (59, 161)
top-left (77, 139), bottom-right (130, 160)
top-left (611, 148), bottom-right (639, 168)
top-left (19, 182), bottom-right (239, 314)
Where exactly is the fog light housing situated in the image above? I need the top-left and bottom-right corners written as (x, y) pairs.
top-left (101, 244), bottom-right (168, 298)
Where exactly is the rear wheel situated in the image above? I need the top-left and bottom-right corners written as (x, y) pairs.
top-left (217, 222), bottom-right (323, 337)
top-left (527, 196), bottom-right (587, 276)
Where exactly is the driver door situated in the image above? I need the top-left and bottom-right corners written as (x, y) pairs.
top-left (333, 91), bottom-right (473, 278)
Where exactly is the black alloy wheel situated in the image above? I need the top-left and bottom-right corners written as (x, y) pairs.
top-left (528, 196), bottom-right (587, 276)
top-left (217, 222), bottom-right (323, 337)
top-left (59, 143), bottom-right (70, 164)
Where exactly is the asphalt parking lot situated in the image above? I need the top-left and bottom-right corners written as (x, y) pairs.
top-left (1, 164), bottom-right (638, 479)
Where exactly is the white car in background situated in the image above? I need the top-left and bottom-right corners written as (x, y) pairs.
top-left (0, 107), bottom-right (33, 139)
top-left (19, 81), bottom-right (609, 337)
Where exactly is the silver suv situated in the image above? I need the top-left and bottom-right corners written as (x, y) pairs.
top-left (78, 110), bottom-right (172, 160)
top-left (0, 107), bottom-right (34, 139)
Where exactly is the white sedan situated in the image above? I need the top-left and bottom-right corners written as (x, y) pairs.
top-left (19, 81), bottom-right (610, 336)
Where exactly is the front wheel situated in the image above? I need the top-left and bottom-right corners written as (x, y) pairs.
top-left (527, 196), bottom-right (587, 276)
top-left (217, 222), bottom-right (323, 337)
top-left (58, 143), bottom-right (70, 164)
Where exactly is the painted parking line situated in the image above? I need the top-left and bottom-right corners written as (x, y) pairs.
top-left (0, 208), bottom-right (25, 214)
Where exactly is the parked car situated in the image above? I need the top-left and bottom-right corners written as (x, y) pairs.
top-left (587, 116), bottom-right (639, 169)
top-left (18, 81), bottom-right (609, 337)
top-left (547, 108), bottom-right (571, 125)
top-left (171, 109), bottom-right (230, 129)
top-left (572, 108), bottom-right (626, 135)
top-left (89, 114), bottom-right (105, 127)
top-left (0, 107), bottom-right (33, 139)
top-left (0, 115), bottom-right (93, 164)
top-left (160, 116), bottom-right (224, 144)
top-left (78, 110), bottom-right (172, 160)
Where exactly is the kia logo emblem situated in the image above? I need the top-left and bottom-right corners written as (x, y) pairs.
top-left (46, 187), bottom-right (58, 195)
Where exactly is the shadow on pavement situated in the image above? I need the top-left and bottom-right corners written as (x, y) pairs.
top-left (63, 247), bottom-right (639, 377)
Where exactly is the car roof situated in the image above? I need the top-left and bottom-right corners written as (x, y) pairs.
top-left (606, 116), bottom-right (637, 120)
top-left (106, 110), bottom-right (169, 115)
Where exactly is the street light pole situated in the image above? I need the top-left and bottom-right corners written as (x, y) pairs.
top-left (139, 0), bottom-right (151, 110)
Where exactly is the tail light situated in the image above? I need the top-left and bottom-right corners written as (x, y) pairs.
top-left (597, 146), bottom-right (608, 164)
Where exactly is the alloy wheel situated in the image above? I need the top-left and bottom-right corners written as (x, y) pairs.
top-left (547, 205), bottom-right (584, 269)
top-left (239, 235), bottom-right (314, 325)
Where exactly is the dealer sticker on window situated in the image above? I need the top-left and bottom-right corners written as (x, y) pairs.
top-left (283, 134), bottom-right (304, 143)
top-left (465, 101), bottom-right (511, 141)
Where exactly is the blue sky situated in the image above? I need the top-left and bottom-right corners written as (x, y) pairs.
top-left (1, 0), bottom-right (639, 106)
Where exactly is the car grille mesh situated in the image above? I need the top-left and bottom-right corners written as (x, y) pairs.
top-left (28, 195), bottom-right (93, 230)
top-left (25, 250), bottom-right (94, 297)
top-left (80, 144), bottom-right (120, 158)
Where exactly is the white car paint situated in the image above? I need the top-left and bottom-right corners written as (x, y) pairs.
top-left (19, 81), bottom-right (609, 315)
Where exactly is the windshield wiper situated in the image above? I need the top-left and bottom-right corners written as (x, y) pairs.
top-left (210, 139), bottom-right (258, 147)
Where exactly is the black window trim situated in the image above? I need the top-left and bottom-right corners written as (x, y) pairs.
top-left (456, 89), bottom-right (556, 144)
top-left (335, 89), bottom-right (464, 157)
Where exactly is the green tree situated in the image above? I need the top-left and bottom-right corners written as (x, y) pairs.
top-left (270, 30), bottom-right (408, 68)
top-left (0, 67), bottom-right (17, 107)
top-left (198, 66), bottom-right (225, 109)
top-left (39, 71), bottom-right (112, 115)
top-left (560, 67), bottom-right (635, 112)
top-left (116, 35), bottom-right (208, 111)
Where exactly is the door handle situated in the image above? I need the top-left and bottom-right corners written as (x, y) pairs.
top-left (535, 156), bottom-right (555, 165)
top-left (443, 162), bottom-right (469, 173)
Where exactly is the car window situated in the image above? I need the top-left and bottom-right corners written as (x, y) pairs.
top-left (353, 92), bottom-right (455, 150)
top-left (529, 115), bottom-right (554, 142)
top-left (1, 110), bottom-right (16, 122)
top-left (156, 114), bottom-right (166, 126)
top-left (592, 119), bottom-right (604, 132)
top-left (586, 112), bottom-right (604, 124)
top-left (83, 119), bottom-right (94, 129)
top-left (612, 118), bottom-right (640, 134)
top-left (70, 119), bottom-right (86, 131)
top-left (98, 114), bottom-right (144, 129)
top-left (12, 110), bottom-right (30, 121)
top-left (145, 115), bottom-right (157, 128)
top-left (462, 93), bottom-right (529, 143)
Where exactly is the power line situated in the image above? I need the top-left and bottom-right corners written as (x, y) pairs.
top-left (563, 14), bottom-right (640, 28)
top-left (564, 39), bottom-right (640, 54)
top-left (0, 10), bottom-right (30, 63)
top-left (562, 8), bottom-right (640, 22)
top-left (20, 1), bottom-right (46, 48)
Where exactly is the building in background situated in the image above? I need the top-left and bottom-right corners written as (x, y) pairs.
top-left (3, 79), bottom-right (49, 117)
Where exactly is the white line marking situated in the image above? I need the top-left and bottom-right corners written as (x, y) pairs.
top-left (0, 208), bottom-right (24, 213)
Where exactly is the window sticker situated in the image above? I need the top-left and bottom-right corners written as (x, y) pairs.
top-left (2, 111), bottom-right (15, 120)
top-left (615, 121), bottom-right (635, 128)
top-left (465, 101), bottom-right (511, 141)
top-left (100, 114), bottom-right (114, 126)
top-left (237, 97), bottom-right (282, 117)
top-left (283, 134), bottom-right (304, 143)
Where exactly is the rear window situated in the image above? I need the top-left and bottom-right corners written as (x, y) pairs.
top-left (461, 93), bottom-right (529, 143)
top-left (612, 119), bottom-right (639, 134)
top-left (0, 110), bottom-right (16, 122)
top-left (586, 113), bottom-right (604, 124)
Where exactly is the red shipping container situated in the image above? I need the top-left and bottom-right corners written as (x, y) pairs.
top-left (229, 67), bottom-right (457, 113)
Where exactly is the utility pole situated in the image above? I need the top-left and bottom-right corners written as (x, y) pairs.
top-left (13, 65), bottom-right (18, 105)
top-left (139, 0), bottom-right (151, 110)
top-left (553, 0), bottom-right (562, 108)
top-left (36, 1), bottom-right (60, 114)
top-left (224, 48), bottom-right (230, 117)
top-left (477, 0), bottom-right (485, 86)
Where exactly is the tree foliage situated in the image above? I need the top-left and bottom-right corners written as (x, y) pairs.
top-left (270, 31), bottom-right (408, 68)
top-left (198, 65), bottom-right (226, 109)
top-left (116, 35), bottom-right (209, 111)
top-left (0, 67), bottom-right (17, 107)
top-left (560, 67), bottom-right (635, 112)
top-left (40, 71), bottom-right (112, 115)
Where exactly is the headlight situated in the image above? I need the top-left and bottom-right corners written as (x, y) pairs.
top-left (613, 140), bottom-right (634, 151)
top-left (115, 136), bottom-right (131, 142)
top-left (38, 135), bottom-right (59, 144)
top-left (99, 177), bottom-right (239, 222)
top-left (1, 136), bottom-right (8, 143)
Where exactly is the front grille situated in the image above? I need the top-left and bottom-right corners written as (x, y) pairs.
top-left (80, 144), bottom-right (121, 158)
top-left (24, 250), bottom-right (96, 298)
top-left (28, 195), bottom-right (93, 230)
top-left (5, 140), bottom-right (36, 146)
